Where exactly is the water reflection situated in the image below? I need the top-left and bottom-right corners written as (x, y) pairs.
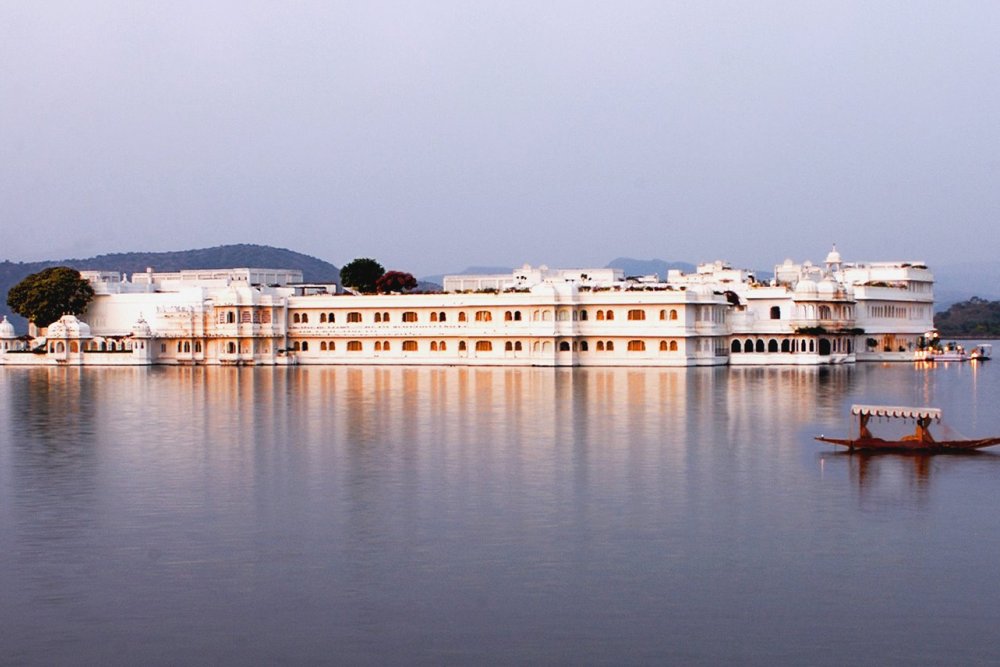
top-left (2, 362), bottom-right (1000, 664)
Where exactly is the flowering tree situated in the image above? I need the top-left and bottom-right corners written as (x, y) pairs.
top-left (375, 271), bottom-right (418, 293)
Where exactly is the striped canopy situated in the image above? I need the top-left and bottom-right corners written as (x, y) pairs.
top-left (851, 405), bottom-right (941, 421)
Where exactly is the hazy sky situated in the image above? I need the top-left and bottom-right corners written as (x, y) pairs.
top-left (2, 1), bottom-right (998, 276)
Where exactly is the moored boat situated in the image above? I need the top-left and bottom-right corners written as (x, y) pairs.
top-left (815, 404), bottom-right (1000, 452)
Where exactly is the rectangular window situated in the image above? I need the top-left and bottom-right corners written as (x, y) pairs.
top-left (627, 309), bottom-right (645, 321)
top-left (402, 340), bottom-right (418, 351)
top-left (402, 312), bottom-right (418, 322)
top-left (347, 312), bottom-right (362, 323)
top-left (347, 341), bottom-right (362, 351)
top-left (475, 341), bottom-right (492, 352)
top-left (475, 311), bottom-right (492, 322)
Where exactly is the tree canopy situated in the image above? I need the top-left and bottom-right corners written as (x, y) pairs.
top-left (6, 266), bottom-right (95, 328)
top-left (339, 258), bottom-right (385, 293)
top-left (375, 271), bottom-right (418, 293)
top-left (934, 297), bottom-right (1000, 336)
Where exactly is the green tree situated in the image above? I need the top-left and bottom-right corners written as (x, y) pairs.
top-left (6, 266), bottom-right (95, 328)
top-left (375, 270), bottom-right (418, 293)
top-left (339, 258), bottom-right (385, 293)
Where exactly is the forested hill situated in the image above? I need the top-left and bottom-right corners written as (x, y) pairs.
top-left (934, 297), bottom-right (1000, 337)
top-left (1, 244), bottom-right (340, 331)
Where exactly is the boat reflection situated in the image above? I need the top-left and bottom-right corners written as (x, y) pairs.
top-left (819, 449), bottom-right (1000, 504)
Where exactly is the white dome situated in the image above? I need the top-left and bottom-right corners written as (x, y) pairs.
top-left (131, 316), bottom-right (152, 338)
top-left (817, 278), bottom-right (838, 294)
top-left (690, 284), bottom-right (714, 297)
top-left (795, 279), bottom-right (818, 295)
top-left (0, 316), bottom-right (15, 339)
top-left (825, 245), bottom-right (842, 265)
top-left (47, 314), bottom-right (92, 339)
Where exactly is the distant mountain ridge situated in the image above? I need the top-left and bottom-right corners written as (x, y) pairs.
top-left (0, 244), bottom-right (340, 331)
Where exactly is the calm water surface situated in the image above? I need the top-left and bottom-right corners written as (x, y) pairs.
top-left (2, 362), bottom-right (1000, 665)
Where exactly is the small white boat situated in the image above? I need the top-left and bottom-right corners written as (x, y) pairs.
top-left (970, 343), bottom-right (992, 361)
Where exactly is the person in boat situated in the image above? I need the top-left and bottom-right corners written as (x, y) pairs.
top-left (859, 413), bottom-right (873, 440)
top-left (901, 416), bottom-right (935, 444)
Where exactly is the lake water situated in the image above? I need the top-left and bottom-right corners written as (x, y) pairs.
top-left (2, 361), bottom-right (1000, 665)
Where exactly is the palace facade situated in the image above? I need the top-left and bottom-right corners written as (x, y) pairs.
top-left (0, 248), bottom-right (934, 367)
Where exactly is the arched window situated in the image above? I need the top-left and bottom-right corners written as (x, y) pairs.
top-left (514, 341), bottom-right (523, 351)
top-left (669, 341), bottom-right (678, 352)
top-left (597, 341), bottom-right (605, 351)
top-left (475, 311), bottom-right (491, 322)
top-left (177, 342), bottom-right (183, 352)
top-left (505, 341), bottom-right (513, 351)
top-left (731, 340), bottom-right (741, 353)
top-left (559, 341), bottom-right (571, 351)
top-left (374, 313), bottom-right (382, 323)
top-left (439, 341), bottom-right (447, 351)
top-left (819, 305), bottom-right (832, 320)
top-left (431, 312), bottom-right (439, 322)
top-left (606, 341), bottom-right (614, 351)
top-left (382, 340), bottom-right (390, 351)
top-left (347, 340), bottom-right (362, 351)
top-left (69, 341), bottom-right (79, 353)
top-left (375, 341), bottom-right (382, 351)
top-left (320, 313), bottom-right (327, 323)
top-left (475, 341), bottom-right (492, 352)
top-left (768, 339), bottom-right (778, 353)
top-left (195, 342), bottom-right (202, 353)
top-left (745, 339), bottom-right (753, 351)
top-left (770, 306), bottom-right (781, 320)
top-left (227, 312), bottom-right (235, 324)
top-left (669, 309), bottom-right (678, 321)
top-left (505, 311), bottom-right (513, 321)
top-left (431, 341), bottom-right (438, 351)
top-left (557, 310), bottom-right (569, 321)
top-left (301, 341), bottom-right (309, 351)
top-left (402, 312), bottom-right (417, 322)
top-left (347, 312), bottom-right (362, 323)
top-left (402, 340), bottom-right (417, 351)
top-left (328, 312), bottom-right (335, 322)
top-left (227, 342), bottom-right (236, 354)
top-left (438, 312), bottom-right (447, 322)
top-left (293, 313), bottom-right (301, 324)
top-left (809, 340), bottom-right (815, 352)
top-left (596, 310), bottom-right (605, 321)
top-left (605, 310), bottom-right (615, 321)
top-left (328, 341), bottom-right (335, 350)
top-left (579, 341), bottom-right (588, 351)
top-left (301, 314), bottom-right (309, 324)
top-left (781, 340), bottom-right (790, 352)
top-left (458, 312), bottom-right (467, 322)
top-left (320, 341), bottom-right (327, 351)
top-left (627, 340), bottom-right (645, 351)
top-left (458, 341), bottom-right (467, 351)
top-left (541, 310), bottom-right (552, 321)
top-left (579, 310), bottom-right (588, 321)
top-left (381, 312), bottom-right (389, 322)
top-left (755, 339), bottom-right (765, 353)
top-left (183, 341), bottom-right (191, 353)
top-left (627, 310), bottom-right (645, 321)
top-left (513, 311), bottom-right (521, 321)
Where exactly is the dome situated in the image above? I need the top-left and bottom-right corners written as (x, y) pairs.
top-left (795, 279), bottom-right (818, 295)
top-left (817, 278), bottom-right (838, 294)
top-left (47, 314), bottom-right (92, 339)
top-left (0, 316), bottom-right (15, 339)
top-left (825, 245), bottom-right (842, 265)
top-left (131, 316), bottom-right (152, 338)
top-left (690, 284), bottom-right (714, 297)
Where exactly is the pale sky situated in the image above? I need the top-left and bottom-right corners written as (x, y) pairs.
top-left (2, 1), bottom-right (998, 276)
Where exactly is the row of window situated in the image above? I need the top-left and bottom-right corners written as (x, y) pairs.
top-left (731, 338), bottom-right (853, 354)
top-left (289, 339), bottom-right (684, 353)
top-left (290, 308), bottom-right (687, 325)
top-left (219, 311), bottom-right (273, 324)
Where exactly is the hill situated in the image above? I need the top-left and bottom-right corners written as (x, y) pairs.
top-left (1, 244), bottom-right (340, 332)
top-left (605, 258), bottom-right (696, 279)
top-left (934, 297), bottom-right (1000, 337)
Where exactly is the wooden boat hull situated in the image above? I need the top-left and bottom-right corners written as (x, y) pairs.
top-left (815, 436), bottom-right (1000, 452)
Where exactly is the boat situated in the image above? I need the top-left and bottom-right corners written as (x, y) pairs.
top-left (815, 404), bottom-right (1000, 452)
top-left (970, 343), bottom-right (992, 361)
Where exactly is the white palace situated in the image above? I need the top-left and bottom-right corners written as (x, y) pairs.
top-left (0, 247), bottom-right (934, 367)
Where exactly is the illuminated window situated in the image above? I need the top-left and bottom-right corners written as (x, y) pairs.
top-left (402, 312), bottom-right (417, 322)
top-left (347, 312), bottom-right (362, 323)
top-left (347, 340), bottom-right (362, 351)
top-left (458, 312), bottom-right (467, 322)
top-left (402, 340), bottom-right (417, 351)
top-left (628, 340), bottom-right (645, 351)
top-left (475, 311), bottom-right (491, 322)
top-left (627, 310), bottom-right (645, 321)
top-left (475, 341), bottom-right (492, 352)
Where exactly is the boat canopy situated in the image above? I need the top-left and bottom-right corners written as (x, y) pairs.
top-left (850, 404), bottom-right (941, 421)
